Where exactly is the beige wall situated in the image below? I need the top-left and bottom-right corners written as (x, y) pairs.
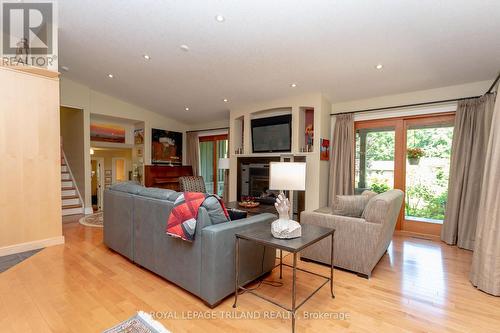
top-left (60, 106), bottom-right (86, 200)
top-left (188, 119), bottom-right (229, 132)
top-left (332, 80), bottom-right (491, 114)
top-left (60, 77), bottom-right (190, 211)
top-left (0, 67), bottom-right (63, 253)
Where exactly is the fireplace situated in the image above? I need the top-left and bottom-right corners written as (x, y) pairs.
top-left (243, 164), bottom-right (270, 197)
top-left (236, 156), bottom-right (306, 220)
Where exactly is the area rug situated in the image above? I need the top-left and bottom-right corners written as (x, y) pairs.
top-left (103, 311), bottom-right (171, 333)
top-left (0, 248), bottom-right (43, 273)
top-left (79, 212), bottom-right (103, 228)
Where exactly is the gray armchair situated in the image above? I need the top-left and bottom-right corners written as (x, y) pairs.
top-left (300, 189), bottom-right (404, 278)
top-left (179, 176), bottom-right (207, 193)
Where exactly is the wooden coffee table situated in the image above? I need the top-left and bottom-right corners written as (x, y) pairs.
top-left (233, 223), bottom-right (335, 333)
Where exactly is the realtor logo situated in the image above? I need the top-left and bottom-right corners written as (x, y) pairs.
top-left (2, 1), bottom-right (55, 67)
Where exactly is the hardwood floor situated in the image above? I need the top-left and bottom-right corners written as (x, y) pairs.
top-left (0, 216), bottom-right (499, 333)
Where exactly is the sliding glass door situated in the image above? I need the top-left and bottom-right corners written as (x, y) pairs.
top-left (199, 134), bottom-right (228, 196)
top-left (403, 116), bottom-right (454, 234)
top-left (355, 114), bottom-right (454, 235)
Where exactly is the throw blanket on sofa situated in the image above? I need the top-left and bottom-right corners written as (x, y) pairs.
top-left (166, 192), bottom-right (229, 241)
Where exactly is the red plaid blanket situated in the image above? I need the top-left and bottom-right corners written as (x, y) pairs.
top-left (166, 192), bottom-right (229, 241)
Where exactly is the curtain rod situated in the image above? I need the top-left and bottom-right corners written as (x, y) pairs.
top-left (487, 71), bottom-right (500, 94)
top-left (186, 127), bottom-right (229, 134)
top-left (329, 95), bottom-right (483, 116)
top-left (331, 71), bottom-right (500, 117)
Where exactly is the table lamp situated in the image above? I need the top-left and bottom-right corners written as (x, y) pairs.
top-left (269, 162), bottom-right (306, 239)
top-left (218, 157), bottom-right (230, 199)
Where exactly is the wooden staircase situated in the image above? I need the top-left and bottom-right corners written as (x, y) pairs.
top-left (61, 156), bottom-right (84, 216)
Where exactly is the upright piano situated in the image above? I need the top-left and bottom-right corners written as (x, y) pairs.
top-left (144, 165), bottom-right (193, 191)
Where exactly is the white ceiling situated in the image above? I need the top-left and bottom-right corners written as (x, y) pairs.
top-left (58, 0), bottom-right (500, 125)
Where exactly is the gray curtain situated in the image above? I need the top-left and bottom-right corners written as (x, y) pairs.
top-left (186, 132), bottom-right (200, 176)
top-left (441, 94), bottom-right (495, 250)
top-left (329, 113), bottom-right (354, 205)
top-left (470, 91), bottom-right (500, 296)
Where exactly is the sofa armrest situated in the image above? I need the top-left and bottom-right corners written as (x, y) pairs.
top-left (200, 213), bottom-right (276, 306)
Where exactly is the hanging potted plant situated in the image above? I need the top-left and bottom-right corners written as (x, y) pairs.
top-left (407, 147), bottom-right (425, 165)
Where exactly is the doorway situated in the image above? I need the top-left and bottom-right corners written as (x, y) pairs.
top-left (91, 157), bottom-right (104, 211)
top-left (355, 113), bottom-right (455, 236)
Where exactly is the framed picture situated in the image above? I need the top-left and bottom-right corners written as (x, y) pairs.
top-left (105, 177), bottom-right (112, 184)
top-left (105, 170), bottom-right (112, 176)
top-left (320, 138), bottom-right (330, 161)
top-left (151, 129), bottom-right (183, 165)
top-left (90, 123), bottom-right (126, 143)
top-left (134, 128), bottom-right (144, 145)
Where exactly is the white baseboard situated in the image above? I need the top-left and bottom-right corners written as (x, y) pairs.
top-left (0, 236), bottom-right (65, 257)
top-left (84, 207), bottom-right (94, 215)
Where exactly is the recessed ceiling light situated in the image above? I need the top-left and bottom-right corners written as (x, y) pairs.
top-left (143, 54), bottom-right (151, 60)
top-left (185, 107), bottom-right (190, 111)
top-left (223, 98), bottom-right (229, 103)
top-left (180, 44), bottom-right (190, 52)
top-left (107, 73), bottom-right (114, 78)
top-left (375, 64), bottom-right (383, 70)
top-left (290, 83), bottom-right (297, 88)
top-left (61, 65), bottom-right (69, 72)
top-left (215, 15), bottom-right (225, 22)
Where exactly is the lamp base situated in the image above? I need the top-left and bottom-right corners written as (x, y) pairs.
top-left (271, 219), bottom-right (302, 239)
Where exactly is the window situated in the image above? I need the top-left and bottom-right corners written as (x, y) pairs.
top-left (199, 134), bottom-right (228, 196)
top-left (355, 113), bottom-right (454, 235)
top-left (355, 126), bottom-right (395, 193)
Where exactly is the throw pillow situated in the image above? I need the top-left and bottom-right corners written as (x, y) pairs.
top-left (228, 209), bottom-right (248, 221)
top-left (332, 191), bottom-right (376, 218)
top-left (202, 196), bottom-right (230, 225)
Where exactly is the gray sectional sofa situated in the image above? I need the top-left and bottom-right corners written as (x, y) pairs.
top-left (103, 182), bottom-right (276, 307)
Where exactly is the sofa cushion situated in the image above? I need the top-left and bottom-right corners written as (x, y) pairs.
top-left (332, 191), bottom-right (377, 217)
top-left (109, 181), bottom-right (143, 194)
top-left (137, 187), bottom-right (181, 202)
top-left (314, 206), bottom-right (333, 214)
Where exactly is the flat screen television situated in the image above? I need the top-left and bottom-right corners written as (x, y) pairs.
top-left (251, 114), bottom-right (292, 153)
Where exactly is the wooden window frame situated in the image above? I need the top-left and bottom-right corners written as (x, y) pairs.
top-left (199, 134), bottom-right (228, 194)
top-left (354, 112), bottom-right (455, 236)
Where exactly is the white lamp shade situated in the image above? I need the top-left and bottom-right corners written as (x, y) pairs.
top-left (218, 158), bottom-right (230, 170)
top-left (269, 162), bottom-right (306, 191)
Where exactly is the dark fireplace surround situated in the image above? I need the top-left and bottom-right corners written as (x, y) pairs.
top-left (236, 156), bottom-right (306, 219)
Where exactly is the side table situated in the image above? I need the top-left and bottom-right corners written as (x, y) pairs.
top-left (233, 223), bottom-right (335, 333)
